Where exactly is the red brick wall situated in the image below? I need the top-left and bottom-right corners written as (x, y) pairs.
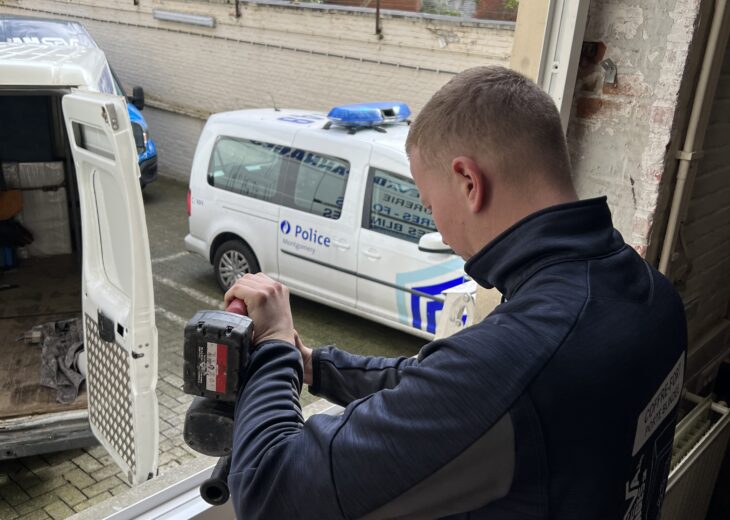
top-left (474, 0), bottom-right (517, 21)
top-left (325, 0), bottom-right (422, 13)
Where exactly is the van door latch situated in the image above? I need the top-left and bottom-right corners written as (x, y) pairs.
top-left (98, 309), bottom-right (116, 343)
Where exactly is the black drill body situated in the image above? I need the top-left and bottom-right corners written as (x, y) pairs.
top-left (182, 309), bottom-right (253, 505)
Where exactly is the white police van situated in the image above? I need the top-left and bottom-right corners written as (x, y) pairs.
top-left (185, 103), bottom-right (465, 338)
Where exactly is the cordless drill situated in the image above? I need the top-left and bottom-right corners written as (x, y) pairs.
top-left (182, 299), bottom-right (252, 506)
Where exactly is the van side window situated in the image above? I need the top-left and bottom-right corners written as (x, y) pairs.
top-left (208, 137), bottom-right (286, 202)
top-left (290, 152), bottom-right (349, 220)
top-left (366, 168), bottom-right (436, 243)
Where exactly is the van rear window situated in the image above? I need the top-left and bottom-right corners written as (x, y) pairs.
top-left (208, 137), bottom-right (286, 202)
top-left (208, 136), bottom-right (349, 220)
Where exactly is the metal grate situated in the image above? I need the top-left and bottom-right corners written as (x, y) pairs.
top-left (85, 313), bottom-right (136, 479)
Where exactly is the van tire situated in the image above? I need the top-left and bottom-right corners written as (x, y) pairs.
top-left (213, 240), bottom-right (260, 292)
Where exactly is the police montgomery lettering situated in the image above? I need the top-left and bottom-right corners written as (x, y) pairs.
top-left (293, 225), bottom-right (331, 247)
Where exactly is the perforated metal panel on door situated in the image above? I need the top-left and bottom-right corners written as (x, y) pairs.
top-left (85, 313), bottom-right (138, 482)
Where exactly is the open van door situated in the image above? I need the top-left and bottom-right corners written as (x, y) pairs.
top-left (62, 91), bottom-right (158, 484)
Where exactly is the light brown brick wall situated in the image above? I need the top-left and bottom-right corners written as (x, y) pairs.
top-left (0, 0), bottom-right (513, 180)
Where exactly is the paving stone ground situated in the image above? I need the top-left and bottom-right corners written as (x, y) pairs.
top-left (0, 180), bottom-right (209, 519)
top-left (0, 177), bottom-right (422, 519)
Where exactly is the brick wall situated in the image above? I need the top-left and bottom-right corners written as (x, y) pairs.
top-left (0, 0), bottom-right (513, 181)
top-left (326, 0), bottom-right (423, 13)
top-left (474, 0), bottom-right (517, 21)
top-left (566, 0), bottom-right (702, 256)
top-left (144, 108), bottom-right (206, 182)
top-left (564, 0), bottom-right (729, 388)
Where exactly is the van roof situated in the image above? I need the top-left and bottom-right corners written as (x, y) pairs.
top-left (209, 107), bottom-right (410, 153)
top-left (0, 15), bottom-right (98, 48)
top-left (0, 43), bottom-right (108, 88)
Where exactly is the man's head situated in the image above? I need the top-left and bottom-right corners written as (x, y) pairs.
top-left (406, 66), bottom-right (577, 259)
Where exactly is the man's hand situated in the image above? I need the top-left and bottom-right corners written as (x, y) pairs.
top-left (293, 332), bottom-right (313, 386)
top-left (224, 273), bottom-right (296, 346)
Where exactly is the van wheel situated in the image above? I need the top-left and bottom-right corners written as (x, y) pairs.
top-left (213, 240), bottom-right (260, 292)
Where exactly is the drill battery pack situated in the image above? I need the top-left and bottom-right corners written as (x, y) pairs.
top-left (183, 310), bottom-right (253, 402)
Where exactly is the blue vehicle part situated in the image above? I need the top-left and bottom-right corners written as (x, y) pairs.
top-left (395, 257), bottom-right (466, 333)
top-left (128, 104), bottom-right (156, 161)
top-left (410, 278), bottom-right (466, 334)
top-left (327, 102), bottom-right (411, 128)
top-left (128, 102), bottom-right (158, 186)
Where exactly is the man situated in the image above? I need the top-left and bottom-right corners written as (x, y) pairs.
top-left (224, 66), bottom-right (687, 519)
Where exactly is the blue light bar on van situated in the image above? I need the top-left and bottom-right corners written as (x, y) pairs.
top-left (327, 102), bottom-right (411, 128)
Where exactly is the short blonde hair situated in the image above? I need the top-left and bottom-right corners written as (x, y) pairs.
top-left (406, 66), bottom-right (572, 189)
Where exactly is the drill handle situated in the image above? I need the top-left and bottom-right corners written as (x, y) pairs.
top-left (226, 298), bottom-right (248, 316)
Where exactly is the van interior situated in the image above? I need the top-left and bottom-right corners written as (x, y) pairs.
top-left (0, 91), bottom-right (86, 424)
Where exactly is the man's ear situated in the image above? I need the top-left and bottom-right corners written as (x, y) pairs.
top-left (451, 156), bottom-right (487, 213)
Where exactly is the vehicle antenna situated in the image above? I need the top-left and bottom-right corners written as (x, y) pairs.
top-left (269, 93), bottom-right (280, 112)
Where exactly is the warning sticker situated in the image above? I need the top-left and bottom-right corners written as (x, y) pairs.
top-left (632, 353), bottom-right (684, 455)
top-left (205, 342), bottom-right (228, 394)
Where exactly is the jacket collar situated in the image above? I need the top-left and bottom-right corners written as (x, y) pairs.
top-left (464, 197), bottom-right (625, 299)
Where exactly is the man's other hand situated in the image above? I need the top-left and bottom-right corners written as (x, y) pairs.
top-left (294, 332), bottom-right (313, 385)
top-left (224, 273), bottom-right (297, 346)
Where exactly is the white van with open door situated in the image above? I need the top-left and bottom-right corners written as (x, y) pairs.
top-left (0, 43), bottom-right (158, 484)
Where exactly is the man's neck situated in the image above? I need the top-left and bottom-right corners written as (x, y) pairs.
top-left (468, 187), bottom-right (578, 257)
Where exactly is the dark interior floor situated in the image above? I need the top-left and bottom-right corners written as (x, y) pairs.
top-left (0, 254), bottom-right (86, 419)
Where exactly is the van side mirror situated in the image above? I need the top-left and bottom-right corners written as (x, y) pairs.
top-left (418, 232), bottom-right (453, 254)
top-left (129, 86), bottom-right (145, 111)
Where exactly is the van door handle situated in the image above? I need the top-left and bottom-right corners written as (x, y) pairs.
top-left (333, 239), bottom-right (350, 250)
top-left (363, 248), bottom-right (381, 260)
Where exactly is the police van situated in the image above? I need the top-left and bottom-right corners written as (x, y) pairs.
top-left (0, 43), bottom-right (158, 481)
top-left (185, 103), bottom-right (466, 338)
